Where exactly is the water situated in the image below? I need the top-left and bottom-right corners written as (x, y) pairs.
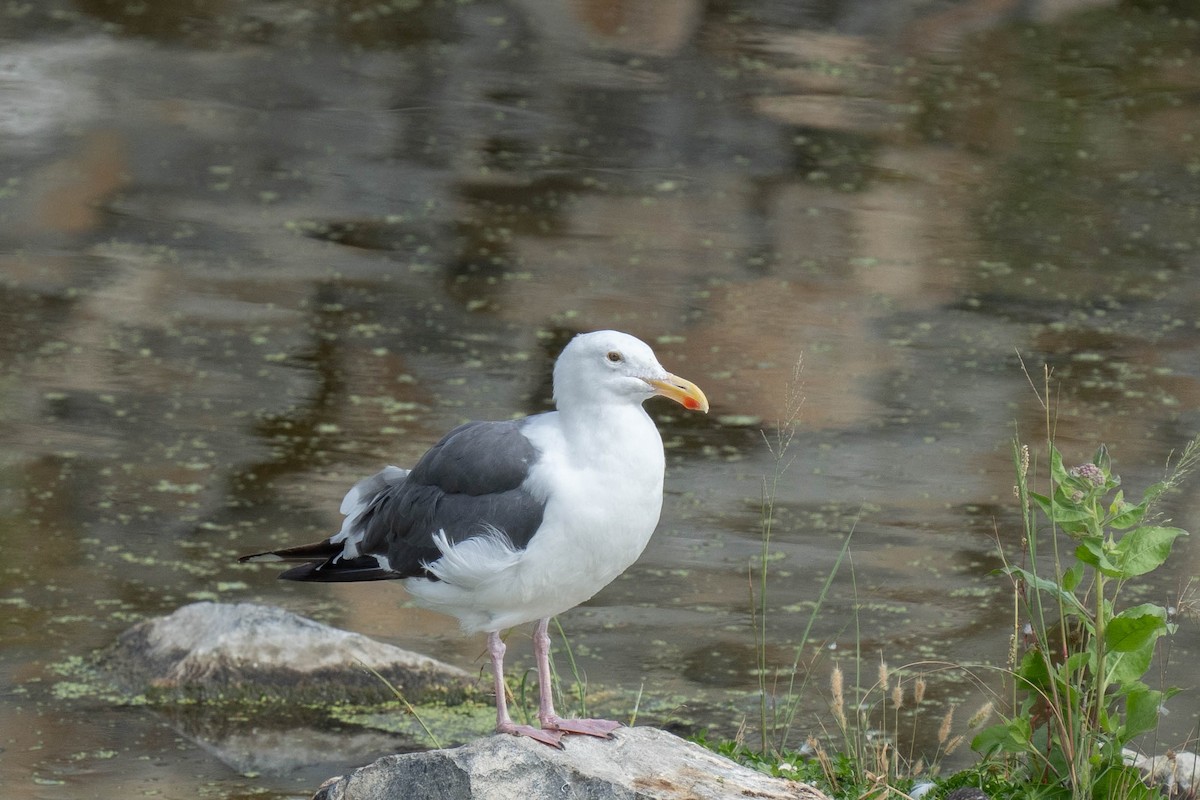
top-left (2, 1), bottom-right (1199, 797)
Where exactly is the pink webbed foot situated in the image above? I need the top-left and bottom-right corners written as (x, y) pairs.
top-left (541, 715), bottom-right (622, 738)
top-left (497, 721), bottom-right (564, 748)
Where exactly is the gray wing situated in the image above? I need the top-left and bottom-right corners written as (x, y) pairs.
top-left (247, 417), bottom-right (549, 583)
top-left (359, 417), bottom-right (547, 578)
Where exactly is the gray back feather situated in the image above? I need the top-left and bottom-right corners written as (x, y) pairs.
top-left (356, 418), bottom-right (547, 577)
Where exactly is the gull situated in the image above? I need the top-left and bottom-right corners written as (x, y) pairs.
top-left (241, 330), bottom-right (708, 746)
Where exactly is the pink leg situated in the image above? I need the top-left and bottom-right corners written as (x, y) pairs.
top-left (488, 630), bottom-right (562, 748)
top-left (533, 617), bottom-right (621, 738)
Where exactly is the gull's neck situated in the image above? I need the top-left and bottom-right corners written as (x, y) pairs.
top-left (556, 397), bottom-right (660, 456)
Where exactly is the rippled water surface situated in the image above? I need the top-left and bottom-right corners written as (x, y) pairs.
top-left (2, 1), bottom-right (1199, 797)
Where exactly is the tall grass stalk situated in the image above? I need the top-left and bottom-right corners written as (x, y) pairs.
top-left (749, 356), bottom-right (859, 756)
top-left (753, 357), bottom-right (803, 752)
top-left (511, 619), bottom-right (594, 725)
top-left (356, 659), bottom-right (444, 749)
top-left (551, 617), bottom-right (589, 718)
top-left (773, 526), bottom-right (855, 753)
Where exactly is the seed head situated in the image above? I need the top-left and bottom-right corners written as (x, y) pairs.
top-left (968, 701), bottom-right (994, 729)
top-left (831, 665), bottom-right (847, 730)
top-left (937, 706), bottom-right (955, 744)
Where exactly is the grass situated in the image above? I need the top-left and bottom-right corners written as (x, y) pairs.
top-left (356, 659), bottom-right (445, 749)
top-left (697, 364), bottom-right (1198, 800)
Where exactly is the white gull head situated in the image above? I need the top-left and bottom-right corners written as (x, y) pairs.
top-left (552, 330), bottom-right (708, 413)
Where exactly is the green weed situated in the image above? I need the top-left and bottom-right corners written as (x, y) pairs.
top-left (705, 364), bottom-right (1196, 800)
top-left (972, 370), bottom-right (1198, 799)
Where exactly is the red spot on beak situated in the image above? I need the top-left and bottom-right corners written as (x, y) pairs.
top-left (683, 397), bottom-right (700, 410)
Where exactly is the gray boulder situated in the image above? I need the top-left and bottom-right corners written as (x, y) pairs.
top-left (100, 601), bottom-right (474, 706)
top-left (1127, 750), bottom-right (1199, 799)
top-left (313, 726), bottom-right (829, 800)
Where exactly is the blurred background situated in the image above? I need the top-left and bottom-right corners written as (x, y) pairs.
top-left (2, 0), bottom-right (1198, 797)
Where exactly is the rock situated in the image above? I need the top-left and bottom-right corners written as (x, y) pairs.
top-left (183, 720), bottom-right (413, 779)
top-left (1127, 750), bottom-right (1200, 799)
top-left (313, 726), bottom-right (829, 800)
top-left (944, 789), bottom-right (991, 800)
top-left (99, 601), bottom-right (475, 706)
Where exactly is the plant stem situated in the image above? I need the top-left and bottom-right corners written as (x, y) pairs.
top-left (1093, 571), bottom-right (1106, 729)
top-left (551, 617), bottom-right (587, 717)
top-left (757, 472), bottom-right (774, 752)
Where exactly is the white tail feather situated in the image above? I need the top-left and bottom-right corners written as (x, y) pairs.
top-left (423, 527), bottom-right (523, 590)
top-left (332, 466), bottom-right (409, 558)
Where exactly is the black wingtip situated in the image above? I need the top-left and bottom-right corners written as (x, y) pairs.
top-left (237, 539), bottom-right (342, 564)
top-left (238, 552), bottom-right (277, 564)
top-left (277, 558), bottom-right (398, 583)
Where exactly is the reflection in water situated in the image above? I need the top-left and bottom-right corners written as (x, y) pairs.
top-left (1, 0), bottom-right (1198, 797)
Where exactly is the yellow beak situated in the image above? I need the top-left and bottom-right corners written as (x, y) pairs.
top-left (645, 374), bottom-right (709, 413)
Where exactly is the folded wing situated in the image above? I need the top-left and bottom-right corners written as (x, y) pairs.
top-left (239, 419), bottom-right (547, 583)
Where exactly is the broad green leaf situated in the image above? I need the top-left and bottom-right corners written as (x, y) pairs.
top-left (1106, 641), bottom-right (1155, 685)
top-left (1122, 684), bottom-right (1163, 740)
top-left (1014, 648), bottom-right (1053, 689)
top-left (1105, 604), bottom-right (1167, 652)
top-left (1115, 602), bottom-right (1168, 621)
top-left (1050, 444), bottom-right (1068, 484)
top-left (1108, 495), bottom-right (1147, 530)
top-left (1063, 650), bottom-right (1091, 677)
top-left (1093, 764), bottom-right (1160, 800)
top-left (1075, 539), bottom-right (1123, 577)
top-left (971, 718), bottom-right (1032, 756)
top-left (1114, 526), bottom-right (1187, 577)
top-left (1000, 565), bottom-right (1088, 614)
top-left (1031, 491), bottom-right (1093, 527)
top-left (1061, 561), bottom-right (1084, 592)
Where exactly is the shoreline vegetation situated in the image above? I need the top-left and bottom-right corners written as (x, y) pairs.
top-left (699, 366), bottom-right (1198, 799)
top-left (42, 370), bottom-right (1196, 799)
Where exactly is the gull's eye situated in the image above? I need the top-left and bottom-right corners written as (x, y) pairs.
top-left (606, 350), bottom-right (623, 363)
